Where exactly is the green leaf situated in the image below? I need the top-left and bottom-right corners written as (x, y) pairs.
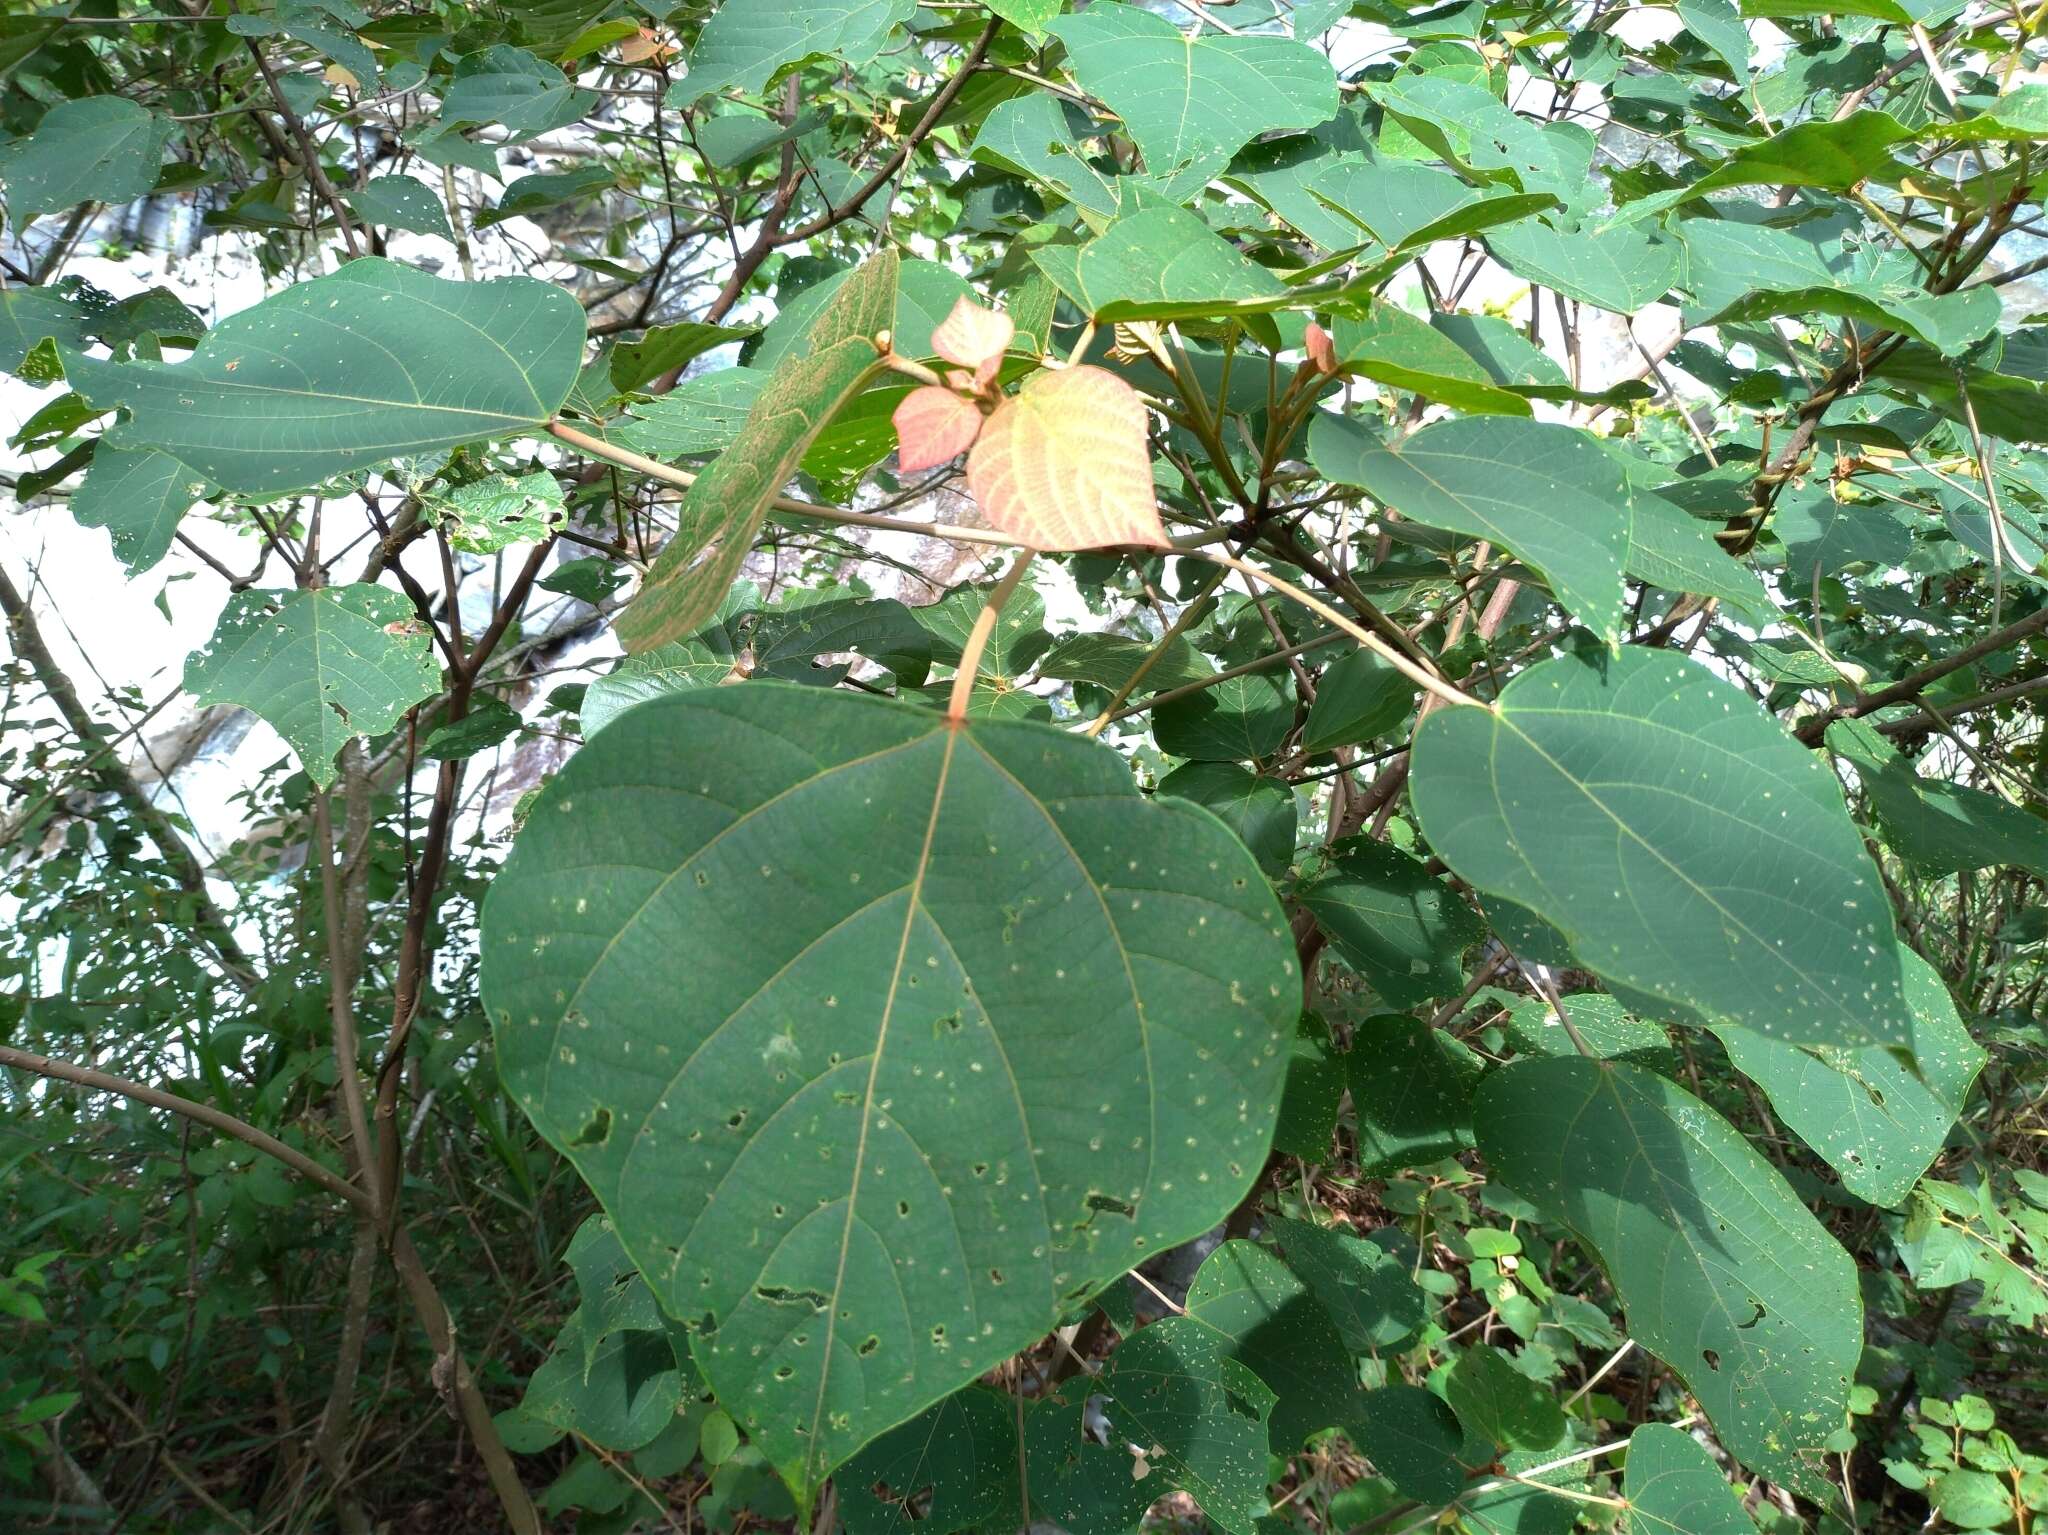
top-left (1773, 487), bottom-right (1914, 582)
top-left (66, 258), bottom-right (585, 497)
top-left (839, 1387), bottom-right (1018, 1535)
top-left (344, 175), bottom-right (451, 239)
top-left (1678, 0), bottom-right (1754, 79)
top-left (674, 0), bottom-right (916, 105)
top-left (610, 321), bottom-right (756, 395)
top-left (1031, 206), bottom-right (1289, 322)
top-left (1411, 647), bottom-right (1913, 1052)
top-left (1475, 1059), bottom-right (1862, 1493)
top-left (1938, 82), bottom-right (2048, 142)
top-left (1264, 1214), bottom-right (1424, 1354)
top-left (1717, 945), bottom-right (1985, 1208)
top-left (1, 286), bottom-right (90, 377)
top-left (0, 97), bottom-right (176, 225)
top-left (1364, 75), bottom-right (1594, 206)
top-left (1330, 306), bottom-right (1532, 417)
top-left (912, 572), bottom-right (1052, 687)
top-left (70, 447), bottom-right (201, 577)
top-left (1035, 632), bottom-right (1212, 695)
top-left (1048, 3), bottom-right (1339, 189)
top-left (1307, 415), bottom-right (1632, 644)
top-left (1272, 1015), bottom-right (1344, 1158)
top-left (1342, 1012), bottom-right (1478, 1173)
top-left (618, 369), bottom-right (767, 458)
top-left (1483, 215), bottom-right (1683, 314)
top-left (1154, 670), bottom-right (1293, 763)
top-left (185, 585), bottom-right (443, 788)
top-left (520, 1314), bottom-right (687, 1452)
top-left (1830, 716), bottom-right (2048, 879)
top-left (539, 556), bottom-right (629, 606)
top-left (1353, 1385), bottom-right (1468, 1504)
top-left (1313, 159), bottom-right (1557, 254)
top-left (1300, 842), bottom-right (1485, 1008)
top-left (422, 695), bottom-right (523, 760)
top-left (752, 259), bottom-right (965, 372)
top-left (617, 252), bottom-right (895, 652)
top-left (1444, 1343), bottom-right (1565, 1453)
top-left (476, 165), bottom-right (617, 229)
top-left (439, 45), bottom-right (598, 139)
top-left (1625, 1423), bottom-right (1758, 1534)
top-left (1186, 1238), bottom-right (1367, 1451)
top-left (971, 95), bottom-right (1143, 221)
top-left (1620, 485), bottom-right (1778, 624)
top-left (1301, 649), bottom-right (1416, 753)
top-left (480, 683), bottom-right (1298, 1501)
top-left (1607, 111), bottom-right (1912, 226)
top-left (1502, 993), bottom-right (1677, 1071)
top-left (1159, 762), bottom-right (1296, 878)
top-left (438, 470), bottom-right (564, 553)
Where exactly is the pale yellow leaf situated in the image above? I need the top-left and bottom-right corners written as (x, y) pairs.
top-left (892, 385), bottom-right (983, 473)
top-left (323, 63), bottom-right (359, 88)
top-left (930, 295), bottom-right (1014, 388)
top-left (966, 365), bottom-right (1167, 551)
top-left (617, 27), bottom-right (674, 62)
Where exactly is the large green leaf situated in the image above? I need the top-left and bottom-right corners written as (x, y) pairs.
top-left (1342, 1013), bottom-right (1479, 1173)
top-left (1307, 415), bottom-right (1633, 643)
top-left (1263, 1215), bottom-right (1425, 1355)
top-left (1300, 649), bottom-right (1415, 753)
top-left (1623, 1424), bottom-right (1760, 1534)
top-left (0, 97), bottom-right (175, 224)
top-left (1444, 1343), bottom-right (1565, 1454)
top-left (838, 1387), bottom-right (1018, 1535)
top-left (1158, 763), bottom-right (1296, 878)
top-left (1412, 648), bottom-right (1914, 1052)
top-left (70, 447), bottom-right (201, 576)
top-left (480, 683), bottom-right (1297, 1501)
top-left (185, 585), bottom-right (443, 788)
top-left (674, 0), bottom-right (916, 105)
top-left (1048, 4), bottom-right (1339, 189)
top-left (1330, 306), bottom-right (1532, 417)
top-left (1475, 1059), bottom-right (1862, 1493)
top-left (1154, 671), bottom-right (1293, 763)
top-left (65, 259), bottom-right (584, 496)
top-left (1718, 947), bottom-right (1985, 1207)
top-left (1608, 110), bottom-right (1912, 225)
top-left (1483, 215), bottom-right (1683, 314)
top-left (1352, 1385), bottom-right (1467, 1503)
top-left (1364, 76), bottom-right (1594, 207)
top-left (617, 253), bottom-right (896, 653)
top-left (1313, 159), bottom-right (1557, 253)
top-left (1300, 842), bottom-right (1485, 1008)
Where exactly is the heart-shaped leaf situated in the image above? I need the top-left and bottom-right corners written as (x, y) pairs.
top-left (929, 297), bottom-right (1013, 387)
top-left (967, 365), bottom-right (1168, 551)
top-left (892, 386), bottom-right (983, 473)
top-left (480, 683), bottom-right (1297, 1502)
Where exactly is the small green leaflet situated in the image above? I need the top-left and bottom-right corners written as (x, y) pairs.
top-left (67, 259), bottom-right (585, 497)
top-left (617, 252), bottom-right (895, 653)
top-left (1300, 648), bottom-right (1415, 752)
top-left (1263, 1214), bottom-right (1425, 1354)
top-left (479, 684), bottom-right (1297, 1503)
top-left (422, 695), bottom-right (523, 760)
top-left (1308, 414), bottom-right (1632, 643)
top-left (344, 175), bottom-right (451, 239)
top-left (185, 585), bottom-right (443, 788)
top-left (1330, 306), bottom-right (1531, 417)
top-left (1154, 670), bottom-right (1292, 762)
top-left (1476, 1059), bottom-right (1862, 1495)
top-left (476, 165), bottom-right (617, 229)
top-left (1300, 842), bottom-right (1485, 1008)
top-left (0, 97), bottom-right (175, 225)
top-left (1352, 1386), bottom-right (1467, 1503)
top-left (70, 447), bottom-right (202, 576)
top-left (1048, 4), bottom-right (1339, 189)
top-left (1624, 1425), bottom-right (1761, 1533)
top-left (1413, 647), bottom-right (1914, 1052)
top-left (673, 0), bottom-right (917, 105)
top-left (1444, 1342), bottom-right (1565, 1453)
top-left (1679, 0), bottom-right (1754, 78)
top-left (610, 321), bottom-right (756, 395)
top-left (1035, 632), bottom-right (1212, 694)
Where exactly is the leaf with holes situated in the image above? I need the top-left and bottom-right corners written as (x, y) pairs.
top-left (1411, 647), bottom-right (1913, 1052)
top-left (70, 447), bottom-right (202, 576)
top-left (185, 585), bottom-right (443, 788)
top-left (479, 683), bottom-right (1297, 1504)
top-left (967, 365), bottom-right (1166, 552)
top-left (64, 258), bottom-right (584, 497)
top-left (1475, 1058), bottom-right (1862, 1495)
top-left (1624, 1424), bottom-right (1761, 1534)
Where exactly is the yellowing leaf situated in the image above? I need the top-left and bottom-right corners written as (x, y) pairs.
top-left (892, 385), bottom-right (983, 473)
top-left (324, 63), bottom-right (360, 88)
top-left (966, 365), bottom-right (1167, 552)
top-left (617, 27), bottom-right (673, 62)
top-left (930, 295), bottom-right (1013, 387)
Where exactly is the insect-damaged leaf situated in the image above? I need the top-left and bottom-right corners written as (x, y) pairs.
top-left (967, 365), bottom-right (1167, 552)
top-left (185, 585), bottom-right (443, 788)
top-left (617, 252), bottom-right (896, 652)
top-left (1411, 647), bottom-right (1913, 1053)
top-left (1476, 1058), bottom-right (1862, 1496)
top-left (479, 684), bottom-right (1297, 1503)
top-left (65, 258), bottom-right (585, 497)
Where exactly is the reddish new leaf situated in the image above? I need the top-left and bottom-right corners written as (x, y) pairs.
top-left (892, 385), bottom-right (984, 473)
top-left (966, 364), bottom-right (1167, 551)
top-left (930, 296), bottom-right (1014, 388)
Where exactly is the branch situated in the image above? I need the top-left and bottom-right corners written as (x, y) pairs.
top-left (1795, 604), bottom-right (2048, 745)
top-left (0, 1043), bottom-right (370, 1214)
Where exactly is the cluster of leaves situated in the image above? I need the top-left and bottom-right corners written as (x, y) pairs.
top-left (4, 0), bottom-right (2048, 1533)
